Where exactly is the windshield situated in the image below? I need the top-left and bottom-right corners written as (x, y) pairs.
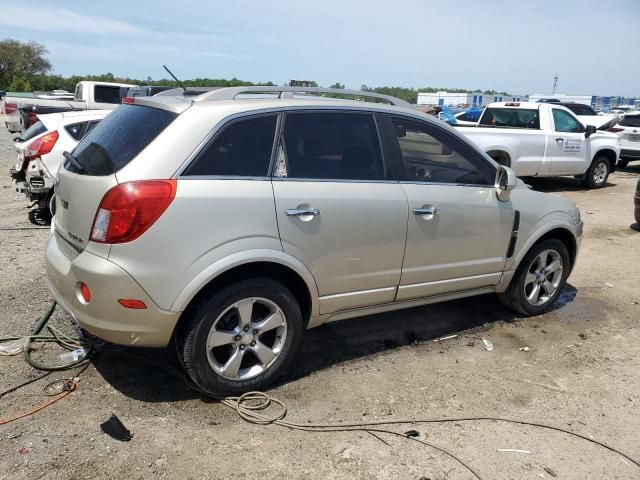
top-left (67, 105), bottom-right (177, 176)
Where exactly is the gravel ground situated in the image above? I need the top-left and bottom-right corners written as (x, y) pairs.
top-left (0, 124), bottom-right (639, 480)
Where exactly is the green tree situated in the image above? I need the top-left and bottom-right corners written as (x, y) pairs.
top-left (0, 39), bottom-right (51, 89)
top-left (330, 82), bottom-right (345, 89)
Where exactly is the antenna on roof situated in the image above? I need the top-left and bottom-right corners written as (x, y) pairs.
top-left (163, 65), bottom-right (187, 95)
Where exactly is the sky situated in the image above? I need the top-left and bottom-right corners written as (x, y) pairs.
top-left (1, 0), bottom-right (639, 96)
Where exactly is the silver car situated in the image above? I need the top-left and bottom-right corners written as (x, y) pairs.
top-left (45, 87), bottom-right (583, 395)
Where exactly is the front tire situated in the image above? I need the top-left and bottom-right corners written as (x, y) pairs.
top-left (179, 278), bottom-right (303, 396)
top-left (499, 239), bottom-right (571, 316)
top-left (582, 156), bottom-right (610, 188)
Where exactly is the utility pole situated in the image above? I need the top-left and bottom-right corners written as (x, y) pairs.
top-left (552, 74), bottom-right (558, 95)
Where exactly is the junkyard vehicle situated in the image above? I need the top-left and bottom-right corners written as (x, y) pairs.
top-left (458, 102), bottom-right (621, 188)
top-left (608, 111), bottom-right (640, 168)
top-left (11, 110), bottom-right (109, 221)
top-left (1, 81), bottom-right (135, 133)
top-left (45, 87), bottom-right (583, 395)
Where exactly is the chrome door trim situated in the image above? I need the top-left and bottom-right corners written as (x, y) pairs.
top-left (321, 286), bottom-right (495, 325)
top-left (318, 286), bottom-right (397, 314)
top-left (396, 272), bottom-right (502, 301)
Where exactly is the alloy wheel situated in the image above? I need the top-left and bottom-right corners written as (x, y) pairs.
top-left (523, 249), bottom-right (563, 307)
top-left (206, 297), bottom-right (287, 381)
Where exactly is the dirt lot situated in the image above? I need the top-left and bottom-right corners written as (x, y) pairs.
top-left (0, 125), bottom-right (639, 480)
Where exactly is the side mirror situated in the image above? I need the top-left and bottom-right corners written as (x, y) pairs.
top-left (585, 124), bottom-right (596, 138)
top-left (495, 165), bottom-right (517, 202)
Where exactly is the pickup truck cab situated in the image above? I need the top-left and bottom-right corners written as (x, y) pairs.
top-left (458, 102), bottom-right (620, 188)
top-left (1, 81), bottom-right (136, 132)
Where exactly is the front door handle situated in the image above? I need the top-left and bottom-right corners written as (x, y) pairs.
top-left (414, 207), bottom-right (439, 216)
top-left (286, 208), bottom-right (320, 217)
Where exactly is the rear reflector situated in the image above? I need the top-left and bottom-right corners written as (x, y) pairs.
top-left (79, 282), bottom-right (91, 303)
top-left (118, 299), bottom-right (147, 309)
top-left (90, 180), bottom-right (177, 244)
top-left (607, 127), bottom-right (624, 133)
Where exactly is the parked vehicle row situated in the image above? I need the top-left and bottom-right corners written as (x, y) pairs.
top-left (10, 110), bottom-right (109, 221)
top-left (455, 102), bottom-right (620, 188)
top-left (44, 86), bottom-right (583, 395)
top-left (1, 81), bottom-right (136, 133)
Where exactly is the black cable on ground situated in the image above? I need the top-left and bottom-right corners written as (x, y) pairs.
top-left (3, 303), bottom-right (640, 479)
top-left (0, 371), bottom-right (51, 399)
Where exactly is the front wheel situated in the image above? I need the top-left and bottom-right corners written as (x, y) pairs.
top-left (179, 278), bottom-right (303, 396)
top-left (499, 239), bottom-right (571, 316)
top-left (582, 156), bottom-right (610, 188)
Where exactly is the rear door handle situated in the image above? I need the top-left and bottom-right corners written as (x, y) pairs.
top-left (286, 208), bottom-right (320, 217)
top-left (414, 207), bottom-right (439, 216)
top-left (555, 138), bottom-right (565, 142)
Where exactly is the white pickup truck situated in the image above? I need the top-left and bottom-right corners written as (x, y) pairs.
top-left (1, 81), bottom-right (136, 133)
top-left (457, 102), bottom-right (621, 188)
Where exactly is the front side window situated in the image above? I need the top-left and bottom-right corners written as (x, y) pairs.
top-left (480, 108), bottom-right (540, 129)
top-left (392, 117), bottom-right (493, 185)
top-left (553, 109), bottom-right (584, 133)
top-left (184, 115), bottom-right (277, 177)
top-left (281, 112), bottom-right (385, 181)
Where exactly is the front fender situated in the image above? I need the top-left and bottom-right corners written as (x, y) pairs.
top-left (170, 249), bottom-right (320, 318)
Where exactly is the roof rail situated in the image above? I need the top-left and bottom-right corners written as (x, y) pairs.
top-left (194, 86), bottom-right (413, 107)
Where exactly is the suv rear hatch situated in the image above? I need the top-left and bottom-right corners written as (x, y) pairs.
top-left (54, 104), bottom-right (177, 254)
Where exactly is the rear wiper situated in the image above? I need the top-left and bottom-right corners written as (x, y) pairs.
top-left (63, 151), bottom-right (86, 173)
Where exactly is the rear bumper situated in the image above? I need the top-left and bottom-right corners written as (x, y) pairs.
top-left (45, 233), bottom-right (180, 347)
top-left (620, 148), bottom-right (640, 160)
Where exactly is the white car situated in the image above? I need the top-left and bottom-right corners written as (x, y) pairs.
top-left (457, 102), bottom-right (620, 188)
top-left (10, 110), bottom-right (110, 220)
top-left (609, 111), bottom-right (640, 168)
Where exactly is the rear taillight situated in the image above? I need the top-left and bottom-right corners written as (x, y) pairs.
top-left (27, 111), bottom-right (38, 126)
top-left (24, 131), bottom-right (59, 160)
top-left (90, 180), bottom-right (177, 244)
top-left (122, 96), bottom-right (134, 104)
top-left (608, 127), bottom-right (624, 133)
top-left (2, 102), bottom-right (17, 114)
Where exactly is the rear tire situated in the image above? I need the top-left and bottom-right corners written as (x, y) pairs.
top-left (499, 239), bottom-right (571, 316)
top-left (179, 278), bottom-right (303, 396)
top-left (581, 155), bottom-right (610, 188)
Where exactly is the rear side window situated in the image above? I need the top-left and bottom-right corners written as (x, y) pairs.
top-left (65, 122), bottom-right (87, 141)
top-left (183, 115), bottom-right (277, 177)
top-left (281, 112), bottom-right (385, 181)
top-left (620, 115), bottom-right (640, 127)
top-left (69, 105), bottom-right (176, 176)
top-left (480, 108), bottom-right (540, 129)
top-left (18, 121), bottom-right (46, 142)
top-left (94, 85), bottom-right (123, 104)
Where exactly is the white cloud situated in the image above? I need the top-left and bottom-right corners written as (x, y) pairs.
top-left (0, 5), bottom-right (144, 35)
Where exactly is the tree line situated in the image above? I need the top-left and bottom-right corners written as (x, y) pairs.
top-left (1, 38), bottom-right (511, 104)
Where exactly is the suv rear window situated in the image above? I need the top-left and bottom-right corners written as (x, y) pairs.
top-left (480, 108), bottom-right (540, 129)
top-left (17, 120), bottom-right (47, 142)
top-left (563, 104), bottom-right (596, 116)
top-left (68, 105), bottom-right (176, 176)
top-left (619, 115), bottom-right (640, 127)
